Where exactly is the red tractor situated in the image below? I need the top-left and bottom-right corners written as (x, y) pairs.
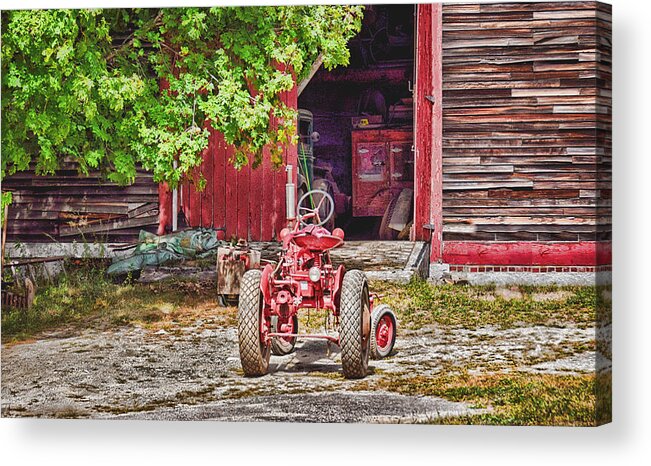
top-left (237, 187), bottom-right (397, 378)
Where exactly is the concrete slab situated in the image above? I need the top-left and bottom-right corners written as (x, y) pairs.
top-left (254, 240), bottom-right (429, 283)
top-left (6, 240), bottom-right (429, 284)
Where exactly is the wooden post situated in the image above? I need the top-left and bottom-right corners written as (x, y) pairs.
top-left (157, 183), bottom-right (172, 235)
top-left (297, 54), bottom-right (323, 97)
top-left (430, 4), bottom-right (443, 262)
top-left (1, 203), bottom-right (8, 269)
top-left (413, 3), bottom-right (443, 263)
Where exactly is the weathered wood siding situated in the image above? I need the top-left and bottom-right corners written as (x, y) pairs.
top-left (441, 1), bottom-right (612, 243)
top-left (3, 164), bottom-right (159, 243)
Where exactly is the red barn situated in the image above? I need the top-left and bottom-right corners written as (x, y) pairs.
top-left (157, 2), bottom-right (611, 281)
top-left (5, 2), bottom-right (611, 282)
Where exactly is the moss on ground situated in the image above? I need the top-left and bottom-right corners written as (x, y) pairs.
top-left (94, 384), bottom-right (219, 415)
top-left (2, 265), bottom-right (609, 343)
top-left (370, 277), bottom-right (609, 330)
top-left (1, 260), bottom-right (236, 343)
top-left (353, 370), bottom-right (610, 426)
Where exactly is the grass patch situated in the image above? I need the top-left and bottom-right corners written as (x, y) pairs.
top-left (95, 384), bottom-right (218, 415)
top-left (355, 371), bottom-right (609, 426)
top-left (1, 260), bottom-right (235, 343)
top-left (371, 277), bottom-right (603, 329)
top-left (2, 264), bottom-right (607, 342)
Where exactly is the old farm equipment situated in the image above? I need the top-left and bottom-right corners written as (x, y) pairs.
top-left (297, 109), bottom-right (414, 239)
top-left (237, 169), bottom-right (397, 378)
top-left (216, 239), bottom-right (261, 307)
top-left (297, 110), bottom-right (349, 232)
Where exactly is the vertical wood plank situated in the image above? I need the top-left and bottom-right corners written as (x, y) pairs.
top-left (261, 143), bottom-right (275, 241)
top-left (272, 151), bottom-right (284, 239)
top-left (249, 156), bottom-right (263, 241)
top-left (224, 142), bottom-right (238, 240)
top-left (181, 176), bottom-right (189, 228)
top-left (188, 163), bottom-right (202, 227)
top-left (413, 3), bottom-right (434, 245)
top-left (278, 84), bottom-right (299, 238)
top-left (213, 130), bottom-right (226, 231)
top-left (237, 161), bottom-right (250, 240)
top-left (157, 182), bottom-right (172, 235)
top-left (430, 3), bottom-right (444, 261)
top-left (200, 127), bottom-right (213, 227)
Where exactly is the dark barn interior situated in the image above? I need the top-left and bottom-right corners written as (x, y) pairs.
top-left (298, 4), bottom-right (416, 240)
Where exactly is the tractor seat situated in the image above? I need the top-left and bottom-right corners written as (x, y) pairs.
top-left (289, 225), bottom-right (344, 251)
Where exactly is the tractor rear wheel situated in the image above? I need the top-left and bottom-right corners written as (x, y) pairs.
top-left (339, 269), bottom-right (371, 379)
top-left (237, 269), bottom-right (271, 376)
top-left (271, 314), bottom-right (299, 356)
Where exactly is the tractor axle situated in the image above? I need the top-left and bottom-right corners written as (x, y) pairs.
top-left (267, 332), bottom-right (339, 345)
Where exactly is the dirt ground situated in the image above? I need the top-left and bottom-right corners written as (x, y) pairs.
top-left (1, 313), bottom-right (610, 423)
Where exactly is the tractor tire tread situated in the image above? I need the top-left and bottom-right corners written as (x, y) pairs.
top-left (237, 269), bottom-right (270, 376)
top-left (339, 269), bottom-right (369, 379)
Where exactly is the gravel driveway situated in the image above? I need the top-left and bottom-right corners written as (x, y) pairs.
top-left (1, 317), bottom-right (609, 422)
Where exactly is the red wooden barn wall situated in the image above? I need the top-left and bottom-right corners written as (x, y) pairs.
top-left (428, 1), bottom-right (612, 266)
top-left (159, 87), bottom-right (298, 241)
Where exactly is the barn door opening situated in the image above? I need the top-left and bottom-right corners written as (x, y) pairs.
top-left (297, 4), bottom-right (416, 240)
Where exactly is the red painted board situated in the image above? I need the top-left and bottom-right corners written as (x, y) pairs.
top-left (413, 4), bottom-right (433, 244)
top-left (200, 126), bottom-right (213, 227)
top-left (413, 3), bottom-right (443, 257)
top-left (188, 162), bottom-right (202, 227)
top-left (213, 130), bottom-right (226, 230)
top-left (261, 143), bottom-right (275, 241)
top-left (429, 3), bottom-right (443, 260)
top-left (224, 142), bottom-right (238, 241)
top-left (249, 156), bottom-right (263, 241)
top-left (283, 85), bottom-right (299, 237)
top-left (273, 158), bottom-right (285, 239)
top-left (237, 162), bottom-right (250, 240)
top-left (181, 178), bottom-right (189, 227)
top-left (442, 241), bottom-right (612, 266)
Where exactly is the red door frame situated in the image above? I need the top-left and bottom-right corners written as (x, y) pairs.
top-left (413, 3), bottom-right (443, 262)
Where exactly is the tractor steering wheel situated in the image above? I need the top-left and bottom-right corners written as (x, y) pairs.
top-left (297, 189), bottom-right (335, 228)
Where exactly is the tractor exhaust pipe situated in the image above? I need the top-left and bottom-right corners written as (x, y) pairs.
top-left (286, 164), bottom-right (296, 222)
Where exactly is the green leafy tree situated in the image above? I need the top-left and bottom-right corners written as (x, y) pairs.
top-left (1, 6), bottom-right (363, 188)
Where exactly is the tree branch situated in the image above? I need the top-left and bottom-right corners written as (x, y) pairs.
top-left (106, 11), bottom-right (164, 63)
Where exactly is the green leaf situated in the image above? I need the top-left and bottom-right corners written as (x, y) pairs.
top-left (1, 6), bottom-right (363, 186)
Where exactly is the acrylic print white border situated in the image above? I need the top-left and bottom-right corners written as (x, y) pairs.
top-left (1, 0), bottom-right (650, 465)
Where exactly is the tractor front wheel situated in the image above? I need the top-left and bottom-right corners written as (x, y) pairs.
top-left (237, 269), bottom-right (271, 376)
top-left (370, 304), bottom-right (397, 359)
top-left (339, 269), bottom-right (371, 379)
top-left (271, 314), bottom-right (299, 356)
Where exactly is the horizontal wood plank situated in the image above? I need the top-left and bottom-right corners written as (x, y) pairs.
top-left (441, 1), bottom-right (611, 243)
